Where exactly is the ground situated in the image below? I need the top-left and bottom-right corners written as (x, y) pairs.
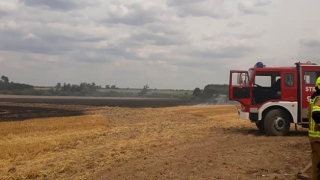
top-left (0, 101), bottom-right (312, 180)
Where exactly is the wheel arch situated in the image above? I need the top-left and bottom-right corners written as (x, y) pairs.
top-left (262, 106), bottom-right (293, 123)
top-left (258, 102), bottom-right (297, 123)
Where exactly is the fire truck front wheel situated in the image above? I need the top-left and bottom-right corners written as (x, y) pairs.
top-left (264, 109), bottom-right (290, 136)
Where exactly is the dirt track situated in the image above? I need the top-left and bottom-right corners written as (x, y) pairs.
top-left (0, 103), bottom-right (312, 180)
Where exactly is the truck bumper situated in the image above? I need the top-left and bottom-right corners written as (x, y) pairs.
top-left (238, 109), bottom-right (249, 120)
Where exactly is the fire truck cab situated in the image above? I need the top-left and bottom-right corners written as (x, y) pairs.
top-left (229, 61), bottom-right (320, 136)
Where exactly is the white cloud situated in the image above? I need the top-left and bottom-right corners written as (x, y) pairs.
top-left (227, 22), bottom-right (242, 27)
top-left (202, 29), bottom-right (264, 41)
top-left (0, 1), bottom-right (17, 16)
top-left (0, 20), bottom-right (21, 31)
top-left (299, 39), bottom-right (320, 47)
top-left (0, 0), bottom-right (319, 89)
top-left (254, 0), bottom-right (272, 6)
top-left (104, 1), bottom-right (172, 26)
top-left (168, 0), bottom-right (233, 18)
top-left (19, 0), bottom-right (99, 11)
top-left (238, 0), bottom-right (271, 15)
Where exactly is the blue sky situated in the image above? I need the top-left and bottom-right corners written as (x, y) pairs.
top-left (0, 0), bottom-right (319, 89)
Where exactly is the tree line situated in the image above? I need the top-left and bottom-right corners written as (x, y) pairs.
top-left (51, 82), bottom-right (101, 96)
top-left (0, 75), bottom-right (33, 91)
top-left (0, 75), bottom-right (229, 100)
top-left (191, 84), bottom-right (229, 103)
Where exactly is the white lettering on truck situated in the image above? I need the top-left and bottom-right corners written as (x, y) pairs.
top-left (306, 87), bottom-right (316, 92)
top-left (306, 87), bottom-right (315, 102)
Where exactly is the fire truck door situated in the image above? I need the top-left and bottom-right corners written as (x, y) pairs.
top-left (300, 67), bottom-right (320, 123)
top-left (281, 72), bottom-right (296, 101)
top-left (229, 71), bottom-right (251, 105)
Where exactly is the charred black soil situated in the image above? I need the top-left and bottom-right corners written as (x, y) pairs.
top-left (0, 105), bottom-right (84, 121)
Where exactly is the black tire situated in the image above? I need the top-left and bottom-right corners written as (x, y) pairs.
top-left (264, 109), bottom-right (291, 136)
top-left (255, 120), bottom-right (265, 132)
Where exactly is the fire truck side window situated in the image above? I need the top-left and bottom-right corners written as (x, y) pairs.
top-left (254, 76), bottom-right (271, 87)
top-left (284, 73), bottom-right (294, 87)
top-left (231, 73), bottom-right (249, 86)
top-left (304, 72), bottom-right (320, 84)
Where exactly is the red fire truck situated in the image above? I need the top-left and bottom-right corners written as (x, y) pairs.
top-left (229, 61), bottom-right (320, 136)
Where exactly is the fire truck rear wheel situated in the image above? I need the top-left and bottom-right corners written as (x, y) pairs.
top-left (264, 109), bottom-right (290, 136)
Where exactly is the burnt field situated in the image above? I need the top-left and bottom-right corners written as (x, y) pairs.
top-left (0, 105), bottom-right (85, 121)
top-left (0, 95), bottom-right (191, 121)
top-left (0, 95), bottom-right (190, 107)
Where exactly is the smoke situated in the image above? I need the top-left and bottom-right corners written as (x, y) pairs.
top-left (187, 93), bottom-right (241, 106)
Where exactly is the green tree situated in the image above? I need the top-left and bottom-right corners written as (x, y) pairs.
top-left (202, 84), bottom-right (217, 99)
top-left (55, 83), bottom-right (61, 91)
top-left (1, 75), bottom-right (9, 83)
top-left (138, 84), bottom-right (149, 96)
top-left (192, 87), bottom-right (201, 97)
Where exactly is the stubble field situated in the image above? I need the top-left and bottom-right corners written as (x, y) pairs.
top-left (0, 100), bottom-right (312, 180)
